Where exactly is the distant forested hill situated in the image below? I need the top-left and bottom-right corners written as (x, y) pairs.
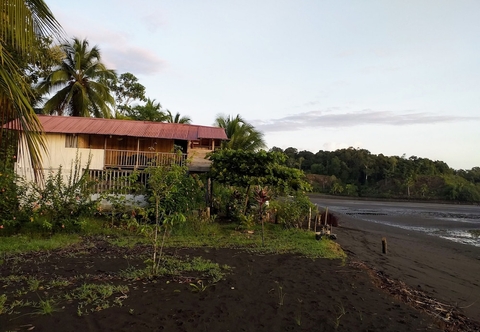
top-left (271, 146), bottom-right (480, 203)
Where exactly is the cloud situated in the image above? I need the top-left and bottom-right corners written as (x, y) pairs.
top-left (142, 13), bottom-right (166, 33)
top-left (372, 48), bottom-right (394, 57)
top-left (253, 109), bottom-right (478, 133)
top-left (103, 46), bottom-right (166, 75)
top-left (53, 13), bottom-right (166, 75)
top-left (336, 50), bottom-right (355, 58)
top-left (360, 65), bottom-right (401, 74)
top-left (303, 101), bottom-right (320, 107)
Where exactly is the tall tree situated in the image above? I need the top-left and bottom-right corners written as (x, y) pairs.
top-left (166, 110), bottom-right (191, 124)
top-left (127, 98), bottom-right (168, 122)
top-left (108, 72), bottom-right (146, 117)
top-left (37, 38), bottom-right (116, 118)
top-left (208, 149), bottom-right (310, 213)
top-left (0, 0), bottom-right (63, 173)
top-left (214, 114), bottom-right (266, 151)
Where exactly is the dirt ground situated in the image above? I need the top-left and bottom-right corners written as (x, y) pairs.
top-left (2, 235), bottom-right (478, 332)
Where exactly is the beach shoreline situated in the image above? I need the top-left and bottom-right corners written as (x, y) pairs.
top-left (309, 196), bottom-right (480, 322)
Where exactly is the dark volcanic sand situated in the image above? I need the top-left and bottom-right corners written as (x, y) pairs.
top-left (309, 196), bottom-right (480, 323)
top-left (0, 239), bottom-right (447, 332)
top-left (3, 196), bottom-right (480, 332)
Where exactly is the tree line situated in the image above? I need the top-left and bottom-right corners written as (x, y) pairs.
top-left (272, 147), bottom-right (480, 203)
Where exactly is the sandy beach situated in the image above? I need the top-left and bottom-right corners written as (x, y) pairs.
top-left (310, 196), bottom-right (480, 322)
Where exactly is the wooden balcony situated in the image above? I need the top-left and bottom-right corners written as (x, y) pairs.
top-left (104, 150), bottom-right (187, 169)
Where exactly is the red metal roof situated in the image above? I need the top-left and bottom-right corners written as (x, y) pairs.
top-left (17, 116), bottom-right (228, 141)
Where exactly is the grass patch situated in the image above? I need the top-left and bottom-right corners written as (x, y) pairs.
top-left (119, 255), bottom-right (227, 283)
top-left (0, 234), bottom-right (81, 254)
top-left (67, 283), bottom-right (129, 315)
top-left (0, 294), bottom-right (7, 315)
top-left (105, 235), bottom-right (146, 248)
top-left (168, 221), bottom-right (345, 259)
top-left (0, 217), bottom-right (345, 260)
top-left (34, 297), bottom-right (58, 315)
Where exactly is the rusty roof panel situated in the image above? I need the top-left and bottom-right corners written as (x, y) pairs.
top-left (198, 126), bottom-right (230, 139)
top-left (29, 116), bottom-right (228, 140)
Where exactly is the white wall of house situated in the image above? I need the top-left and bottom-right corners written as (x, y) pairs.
top-left (15, 133), bottom-right (104, 183)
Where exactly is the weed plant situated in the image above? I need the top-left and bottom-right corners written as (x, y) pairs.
top-left (274, 281), bottom-right (286, 306)
top-left (68, 283), bottom-right (129, 314)
top-left (0, 294), bottom-right (7, 314)
top-left (34, 297), bottom-right (57, 315)
top-left (14, 153), bottom-right (98, 234)
top-left (0, 148), bottom-right (20, 234)
top-left (189, 280), bottom-right (210, 293)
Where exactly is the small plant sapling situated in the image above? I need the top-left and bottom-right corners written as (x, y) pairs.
top-left (274, 281), bottom-right (286, 306)
top-left (143, 163), bottom-right (189, 274)
top-left (254, 186), bottom-right (270, 246)
top-left (189, 280), bottom-right (210, 293)
top-left (295, 298), bottom-right (303, 326)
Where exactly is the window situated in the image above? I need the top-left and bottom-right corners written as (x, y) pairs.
top-left (65, 134), bottom-right (78, 148)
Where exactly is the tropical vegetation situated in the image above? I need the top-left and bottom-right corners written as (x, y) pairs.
top-left (166, 110), bottom-right (192, 124)
top-left (275, 147), bottom-right (480, 202)
top-left (108, 72), bottom-right (147, 117)
top-left (126, 98), bottom-right (167, 122)
top-left (214, 114), bottom-right (266, 151)
top-left (0, 0), bottom-right (63, 173)
top-left (37, 38), bottom-right (116, 118)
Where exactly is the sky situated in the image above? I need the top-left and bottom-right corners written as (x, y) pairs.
top-left (46, 0), bottom-right (480, 170)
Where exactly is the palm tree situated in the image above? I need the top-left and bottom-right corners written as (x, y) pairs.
top-left (37, 38), bottom-right (116, 118)
top-left (166, 110), bottom-right (192, 124)
top-left (0, 0), bottom-right (63, 173)
top-left (214, 114), bottom-right (266, 151)
top-left (127, 98), bottom-right (168, 122)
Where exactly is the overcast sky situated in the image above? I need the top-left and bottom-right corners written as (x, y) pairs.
top-left (46, 0), bottom-right (480, 170)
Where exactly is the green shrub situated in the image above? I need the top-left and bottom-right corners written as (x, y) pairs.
top-left (18, 153), bottom-right (98, 233)
top-left (0, 150), bottom-right (21, 233)
top-left (269, 193), bottom-right (315, 229)
top-left (212, 184), bottom-right (246, 221)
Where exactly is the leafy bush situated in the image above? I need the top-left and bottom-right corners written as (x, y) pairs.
top-left (142, 163), bottom-right (205, 273)
top-left (269, 193), bottom-right (315, 229)
top-left (146, 164), bottom-right (204, 216)
top-left (0, 153), bottom-right (21, 232)
top-left (18, 153), bottom-right (98, 233)
top-left (212, 184), bottom-right (245, 221)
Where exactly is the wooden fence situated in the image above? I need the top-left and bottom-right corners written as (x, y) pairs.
top-left (88, 169), bottom-right (148, 194)
top-left (104, 150), bottom-right (187, 169)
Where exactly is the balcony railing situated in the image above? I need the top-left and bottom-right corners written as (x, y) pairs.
top-left (89, 169), bottom-right (148, 194)
top-left (104, 150), bottom-right (187, 169)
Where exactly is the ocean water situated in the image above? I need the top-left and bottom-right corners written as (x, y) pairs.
top-left (327, 204), bottom-right (480, 247)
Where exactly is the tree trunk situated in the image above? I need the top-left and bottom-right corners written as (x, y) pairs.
top-left (152, 198), bottom-right (160, 274)
top-left (157, 227), bottom-right (168, 272)
top-left (242, 184), bottom-right (251, 215)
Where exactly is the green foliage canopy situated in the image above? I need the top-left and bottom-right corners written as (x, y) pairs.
top-left (108, 72), bottom-right (146, 116)
top-left (214, 114), bottom-right (266, 151)
top-left (0, 0), bottom-right (63, 175)
top-left (127, 98), bottom-right (168, 122)
top-left (208, 149), bottom-right (310, 193)
top-left (37, 38), bottom-right (116, 118)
